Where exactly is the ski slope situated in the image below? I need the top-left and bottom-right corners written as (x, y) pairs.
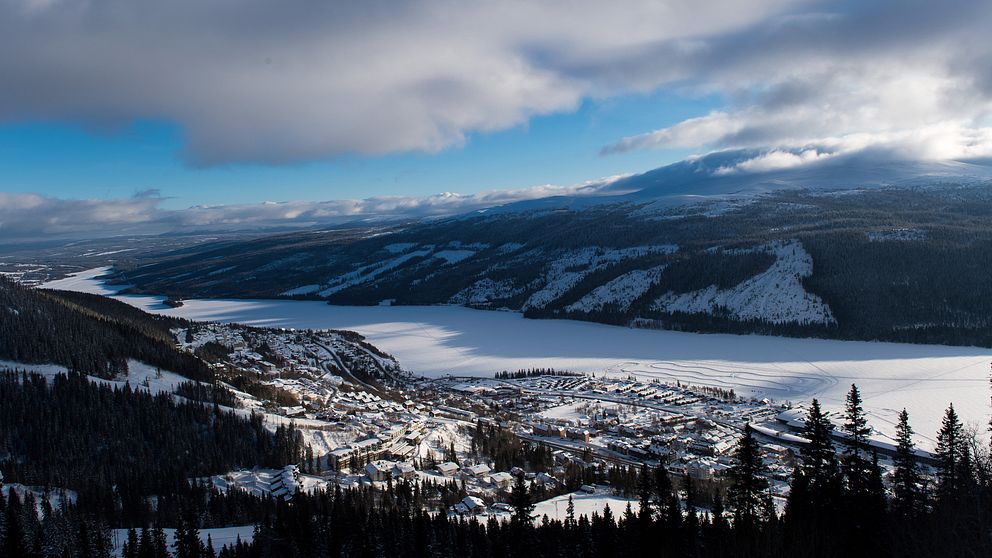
top-left (41, 268), bottom-right (992, 449)
top-left (652, 241), bottom-right (835, 326)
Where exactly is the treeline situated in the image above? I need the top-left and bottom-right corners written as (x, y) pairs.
top-left (494, 368), bottom-right (585, 379)
top-left (0, 277), bottom-right (210, 381)
top-left (174, 381), bottom-right (241, 408)
top-left (0, 370), bottom-right (303, 524)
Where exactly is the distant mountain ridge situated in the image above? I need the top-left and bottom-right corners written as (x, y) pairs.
top-left (485, 148), bottom-right (992, 214)
top-left (107, 154), bottom-right (992, 347)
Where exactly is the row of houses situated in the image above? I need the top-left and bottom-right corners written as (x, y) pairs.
top-left (531, 422), bottom-right (596, 443)
top-left (434, 405), bottom-right (478, 422)
top-left (362, 459), bottom-right (518, 490)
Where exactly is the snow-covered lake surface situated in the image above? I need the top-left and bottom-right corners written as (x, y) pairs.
top-left (42, 268), bottom-right (992, 449)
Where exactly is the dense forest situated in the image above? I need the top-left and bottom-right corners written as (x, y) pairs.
top-left (107, 184), bottom-right (992, 347)
top-left (0, 370), bottom-right (303, 525)
top-left (0, 277), bottom-right (210, 380)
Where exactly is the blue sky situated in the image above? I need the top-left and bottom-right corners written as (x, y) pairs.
top-left (0, 92), bottom-right (714, 209)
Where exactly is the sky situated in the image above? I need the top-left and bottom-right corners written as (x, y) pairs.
top-left (0, 93), bottom-right (710, 208)
top-left (2, 0), bottom-right (992, 238)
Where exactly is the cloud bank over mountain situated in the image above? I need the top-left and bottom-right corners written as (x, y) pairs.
top-left (0, 178), bottom-right (619, 239)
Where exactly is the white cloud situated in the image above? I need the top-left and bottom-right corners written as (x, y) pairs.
top-left (599, 0), bottom-right (992, 165)
top-left (602, 112), bottom-right (744, 154)
top-left (713, 148), bottom-right (833, 175)
top-left (0, 0), bottom-right (798, 166)
top-left (0, 177), bottom-right (621, 239)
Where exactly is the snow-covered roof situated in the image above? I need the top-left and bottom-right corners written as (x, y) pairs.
top-left (462, 496), bottom-right (485, 509)
top-left (365, 460), bottom-right (395, 474)
top-left (489, 472), bottom-right (513, 483)
top-left (463, 463), bottom-right (491, 475)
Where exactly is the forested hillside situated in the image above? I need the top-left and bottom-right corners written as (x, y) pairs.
top-left (110, 183), bottom-right (992, 347)
top-left (0, 370), bottom-right (302, 524)
top-left (0, 276), bottom-right (210, 380)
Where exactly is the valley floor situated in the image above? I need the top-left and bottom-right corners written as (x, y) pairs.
top-left (41, 268), bottom-right (992, 450)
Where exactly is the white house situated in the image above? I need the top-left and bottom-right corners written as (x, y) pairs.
top-left (489, 471), bottom-right (514, 489)
top-left (365, 460), bottom-right (395, 482)
top-left (436, 462), bottom-right (460, 477)
top-left (391, 462), bottom-right (416, 480)
top-left (462, 463), bottom-right (491, 478)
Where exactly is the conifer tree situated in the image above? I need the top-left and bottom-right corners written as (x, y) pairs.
top-left (892, 409), bottom-right (923, 516)
top-left (842, 384), bottom-right (871, 493)
top-left (124, 528), bottom-right (139, 558)
top-left (727, 424), bottom-right (768, 530)
top-left (785, 399), bottom-right (843, 556)
top-left (800, 399), bottom-right (841, 489)
top-left (510, 473), bottom-right (534, 526)
top-left (636, 463), bottom-right (653, 521)
top-left (652, 464), bottom-right (674, 517)
top-left (2, 490), bottom-right (28, 558)
top-left (684, 475), bottom-right (700, 555)
top-left (935, 403), bottom-right (966, 497)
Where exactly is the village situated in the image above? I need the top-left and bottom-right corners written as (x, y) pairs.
top-left (163, 322), bottom-right (921, 520)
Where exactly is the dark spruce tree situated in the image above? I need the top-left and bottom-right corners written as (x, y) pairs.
top-left (840, 384), bottom-right (886, 556)
top-left (784, 399), bottom-right (844, 557)
top-left (842, 384), bottom-right (872, 493)
top-left (892, 409), bottom-right (924, 518)
top-left (727, 424), bottom-right (769, 532)
top-left (934, 403), bottom-right (967, 498)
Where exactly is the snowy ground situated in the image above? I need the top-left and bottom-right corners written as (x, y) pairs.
top-left (652, 240), bottom-right (835, 326)
top-left (40, 268), bottom-right (992, 449)
top-left (110, 525), bottom-right (254, 556)
top-left (0, 359), bottom-right (192, 396)
top-left (533, 489), bottom-right (639, 522)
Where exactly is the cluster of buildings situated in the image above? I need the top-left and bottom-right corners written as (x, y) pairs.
top-left (167, 325), bottom-right (846, 512)
top-left (433, 374), bottom-right (797, 483)
top-left (327, 420), bottom-right (427, 472)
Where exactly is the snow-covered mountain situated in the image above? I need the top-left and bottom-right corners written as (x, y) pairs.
top-left (488, 148), bottom-right (992, 214)
top-left (101, 153), bottom-right (992, 347)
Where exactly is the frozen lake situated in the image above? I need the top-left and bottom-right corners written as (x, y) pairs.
top-left (43, 268), bottom-right (992, 448)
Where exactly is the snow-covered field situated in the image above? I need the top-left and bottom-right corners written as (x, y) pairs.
top-left (41, 268), bottom-right (992, 449)
top-left (0, 359), bottom-right (192, 396)
top-left (111, 525), bottom-right (254, 556)
top-left (533, 489), bottom-right (639, 522)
